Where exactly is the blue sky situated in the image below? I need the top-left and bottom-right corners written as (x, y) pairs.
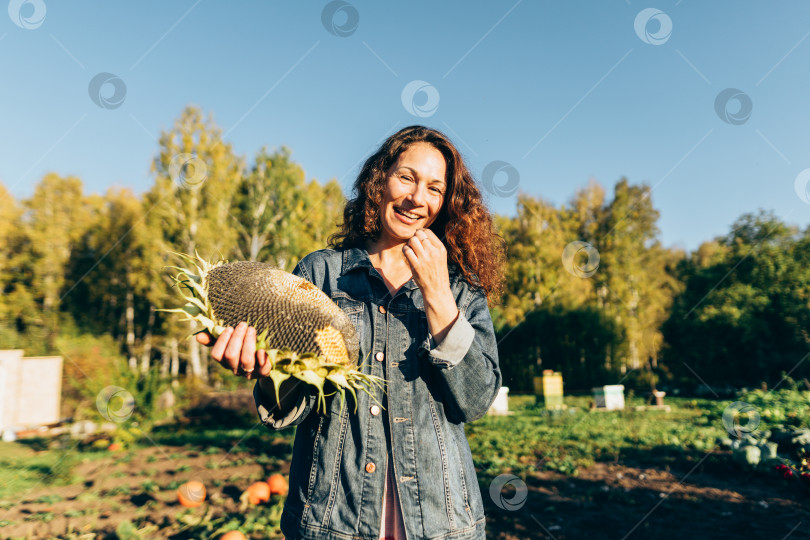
top-left (1, 0), bottom-right (809, 252)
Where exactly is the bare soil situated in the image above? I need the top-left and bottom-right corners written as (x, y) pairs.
top-left (3, 446), bottom-right (808, 539)
top-left (486, 457), bottom-right (810, 540)
top-left (1, 445), bottom-right (287, 539)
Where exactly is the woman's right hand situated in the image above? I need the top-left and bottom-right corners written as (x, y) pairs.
top-left (196, 322), bottom-right (270, 380)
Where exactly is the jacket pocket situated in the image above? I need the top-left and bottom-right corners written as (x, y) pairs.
top-left (330, 292), bottom-right (364, 329)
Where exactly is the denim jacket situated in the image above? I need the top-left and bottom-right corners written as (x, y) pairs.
top-left (253, 246), bottom-right (502, 540)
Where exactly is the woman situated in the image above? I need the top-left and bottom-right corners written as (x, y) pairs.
top-left (199, 125), bottom-right (506, 539)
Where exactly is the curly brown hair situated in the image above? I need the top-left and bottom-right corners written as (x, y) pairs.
top-left (328, 125), bottom-right (506, 303)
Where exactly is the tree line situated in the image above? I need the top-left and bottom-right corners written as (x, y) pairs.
top-left (495, 188), bottom-right (809, 393)
top-left (1, 105), bottom-right (808, 395)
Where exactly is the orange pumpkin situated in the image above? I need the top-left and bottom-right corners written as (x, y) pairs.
top-left (177, 480), bottom-right (206, 508)
top-left (245, 481), bottom-right (271, 505)
top-left (219, 532), bottom-right (246, 540)
top-left (267, 473), bottom-right (289, 496)
top-left (107, 442), bottom-right (122, 451)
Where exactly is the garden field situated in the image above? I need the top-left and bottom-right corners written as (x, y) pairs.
top-left (1, 392), bottom-right (808, 540)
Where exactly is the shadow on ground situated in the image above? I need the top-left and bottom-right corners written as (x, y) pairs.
top-left (483, 447), bottom-right (809, 540)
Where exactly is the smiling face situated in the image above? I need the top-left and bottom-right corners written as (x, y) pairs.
top-left (376, 142), bottom-right (448, 248)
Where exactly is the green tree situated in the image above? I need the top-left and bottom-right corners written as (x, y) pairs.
top-left (231, 146), bottom-right (344, 269)
top-left (494, 193), bottom-right (589, 330)
top-left (495, 182), bottom-right (610, 387)
top-left (65, 187), bottom-right (153, 371)
top-left (0, 183), bottom-right (39, 349)
top-left (495, 177), bottom-right (680, 390)
top-left (142, 105), bottom-right (244, 381)
top-left (299, 176), bottom-right (345, 261)
top-left (21, 173), bottom-right (93, 348)
top-left (593, 178), bottom-right (676, 375)
top-left (498, 305), bottom-right (624, 392)
top-left (0, 183), bottom-right (22, 321)
top-left (662, 210), bottom-right (809, 388)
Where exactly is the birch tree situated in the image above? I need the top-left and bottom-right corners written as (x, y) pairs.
top-left (231, 146), bottom-right (344, 270)
top-left (142, 105), bottom-right (243, 381)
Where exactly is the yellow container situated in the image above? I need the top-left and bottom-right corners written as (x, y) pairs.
top-left (534, 370), bottom-right (564, 410)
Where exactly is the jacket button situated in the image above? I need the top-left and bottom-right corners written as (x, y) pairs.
top-left (370, 405), bottom-right (381, 415)
top-left (379, 305), bottom-right (386, 314)
top-left (365, 462), bottom-right (376, 473)
top-left (375, 352), bottom-right (384, 362)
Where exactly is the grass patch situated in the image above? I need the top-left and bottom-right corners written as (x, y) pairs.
top-left (0, 443), bottom-right (82, 499)
top-left (467, 394), bottom-right (722, 479)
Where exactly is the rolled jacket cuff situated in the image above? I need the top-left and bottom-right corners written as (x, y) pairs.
top-left (420, 311), bottom-right (476, 369)
top-left (253, 380), bottom-right (308, 430)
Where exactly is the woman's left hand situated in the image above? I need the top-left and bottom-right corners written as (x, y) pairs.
top-left (403, 229), bottom-right (450, 297)
top-left (404, 229), bottom-right (459, 342)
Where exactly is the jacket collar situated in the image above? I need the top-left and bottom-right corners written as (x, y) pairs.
top-left (341, 245), bottom-right (375, 275)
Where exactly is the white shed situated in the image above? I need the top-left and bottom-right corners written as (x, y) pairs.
top-left (0, 349), bottom-right (63, 432)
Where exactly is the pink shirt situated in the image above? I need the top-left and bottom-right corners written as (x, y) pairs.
top-left (379, 449), bottom-right (407, 539)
